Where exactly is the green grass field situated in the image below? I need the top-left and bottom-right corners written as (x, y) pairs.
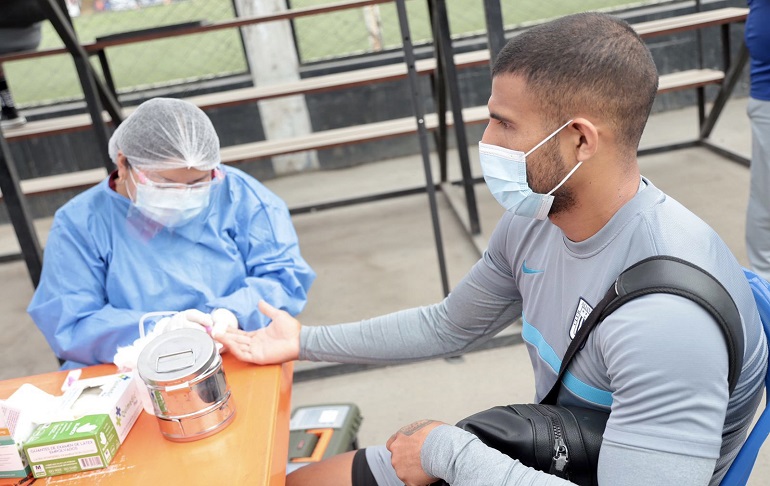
top-left (7, 0), bottom-right (245, 106)
top-left (5, 0), bottom-right (652, 107)
top-left (291, 0), bottom-right (654, 60)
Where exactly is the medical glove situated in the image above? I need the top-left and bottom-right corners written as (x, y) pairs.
top-left (154, 309), bottom-right (213, 334)
top-left (210, 308), bottom-right (239, 336)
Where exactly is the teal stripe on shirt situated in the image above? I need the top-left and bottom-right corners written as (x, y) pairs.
top-left (521, 317), bottom-right (613, 406)
top-left (521, 315), bottom-right (561, 370)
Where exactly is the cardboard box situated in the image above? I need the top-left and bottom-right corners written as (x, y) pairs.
top-left (23, 415), bottom-right (118, 478)
top-left (0, 428), bottom-right (28, 480)
top-left (21, 373), bottom-right (142, 479)
top-left (58, 373), bottom-right (142, 445)
top-left (0, 400), bottom-right (30, 479)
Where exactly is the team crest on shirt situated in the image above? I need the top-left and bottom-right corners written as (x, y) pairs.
top-left (570, 298), bottom-right (593, 339)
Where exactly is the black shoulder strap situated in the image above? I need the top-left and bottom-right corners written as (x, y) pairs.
top-left (541, 255), bottom-right (744, 405)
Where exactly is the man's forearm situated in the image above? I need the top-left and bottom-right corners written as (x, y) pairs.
top-left (299, 304), bottom-right (461, 363)
top-left (421, 425), bottom-right (575, 486)
top-left (299, 270), bottom-right (521, 364)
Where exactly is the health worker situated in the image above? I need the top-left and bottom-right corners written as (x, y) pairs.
top-left (28, 97), bottom-right (316, 369)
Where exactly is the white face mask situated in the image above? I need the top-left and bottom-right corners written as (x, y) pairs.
top-left (127, 168), bottom-right (217, 228)
top-left (479, 119), bottom-right (582, 220)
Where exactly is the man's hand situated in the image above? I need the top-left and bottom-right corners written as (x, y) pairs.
top-left (386, 419), bottom-right (445, 486)
top-left (212, 300), bottom-right (301, 364)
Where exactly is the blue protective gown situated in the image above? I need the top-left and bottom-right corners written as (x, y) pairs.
top-left (28, 166), bottom-right (316, 369)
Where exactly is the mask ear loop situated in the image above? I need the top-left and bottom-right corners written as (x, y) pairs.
top-left (547, 160), bottom-right (584, 196)
top-left (127, 164), bottom-right (150, 185)
top-left (523, 119), bottom-right (581, 196)
top-left (525, 119), bottom-right (574, 157)
top-left (125, 168), bottom-right (139, 203)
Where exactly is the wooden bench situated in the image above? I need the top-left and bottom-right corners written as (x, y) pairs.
top-left (0, 57), bottom-right (727, 199)
top-left (634, 6), bottom-right (748, 38)
top-left (2, 7), bottom-right (747, 142)
top-left (0, 0), bottom-right (395, 65)
top-left (212, 8), bottom-right (742, 168)
top-left (0, 6), bottom-right (747, 200)
top-left (1, 49), bottom-right (491, 142)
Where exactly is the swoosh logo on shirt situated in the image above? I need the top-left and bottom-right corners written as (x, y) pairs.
top-left (522, 260), bottom-right (544, 274)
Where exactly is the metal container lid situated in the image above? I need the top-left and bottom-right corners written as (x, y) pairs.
top-left (137, 328), bottom-right (218, 387)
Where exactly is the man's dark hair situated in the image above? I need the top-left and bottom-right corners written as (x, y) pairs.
top-left (492, 12), bottom-right (658, 151)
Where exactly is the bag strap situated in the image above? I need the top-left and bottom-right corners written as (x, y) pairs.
top-left (541, 255), bottom-right (744, 405)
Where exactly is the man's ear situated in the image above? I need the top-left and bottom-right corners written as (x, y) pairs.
top-left (569, 118), bottom-right (599, 162)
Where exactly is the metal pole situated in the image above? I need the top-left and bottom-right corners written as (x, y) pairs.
top-left (700, 42), bottom-right (750, 139)
top-left (432, 0), bottom-right (481, 235)
top-left (482, 0), bottom-right (506, 65)
top-left (427, 0), bottom-right (448, 182)
top-left (394, 0), bottom-right (450, 296)
top-left (96, 50), bottom-right (119, 102)
top-left (50, 0), bottom-right (123, 126)
top-left (720, 24), bottom-right (732, 75)
top-left (694, 0), bottom-right (705, 128)
top-left (0, 133), bottom-right (42, 287)
top-left (38, 0), bottom-right (122, 171)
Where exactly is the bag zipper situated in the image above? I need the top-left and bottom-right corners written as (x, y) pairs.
top-left (533, 406), bottom-right (570, 478)
top-left (551, 432), bottom-right (569, 477)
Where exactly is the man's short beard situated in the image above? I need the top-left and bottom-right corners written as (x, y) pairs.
top-left (549, 186), bottom-right (577, 216)
top-left (527, 141), bottom-right (578, 216)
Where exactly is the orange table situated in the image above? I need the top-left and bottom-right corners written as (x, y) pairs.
top-left (0, 355), bottom-right (293, 485)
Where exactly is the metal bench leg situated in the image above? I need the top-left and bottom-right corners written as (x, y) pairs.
top-left (395, 0), bottom-right (450, 297)
top-left (432, 0), bottom-right (482, 236)
top-left (483, 0), bottom-right (506, 63)
top-left (0, 132), bottom-right (42, 288)
top-left (428, 2), bottom-right (449, 183)
top-left (700, 42), bottom-right (750, 140)
top-left (699, 42), bottom-right (750, 167)
top-left (40, 0), bottom-right (123, 172)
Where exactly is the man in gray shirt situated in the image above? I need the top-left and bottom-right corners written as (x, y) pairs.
top-left (216, 12), bottom-right (767, 486)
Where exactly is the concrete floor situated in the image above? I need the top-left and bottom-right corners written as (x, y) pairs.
top-left (0, 97), bottom-right (768, 483)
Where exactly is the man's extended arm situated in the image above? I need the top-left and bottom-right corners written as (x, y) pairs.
top-left (300, 254), bottom-right (522, 364)
top-left (421, 425), bottom-right (715, 485)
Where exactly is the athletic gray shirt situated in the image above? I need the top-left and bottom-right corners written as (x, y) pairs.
top-left (300, 178), bottom-right (767, 485)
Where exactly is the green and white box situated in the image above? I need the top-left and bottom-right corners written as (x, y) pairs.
top-left (58, 372), bottom-right (142, 445)
top-left (23, 415), bottom-right (119, 478)
top-left (1, 396), bottom-right (31, 479)
top-left (0, 421), bottom-right (29, 479)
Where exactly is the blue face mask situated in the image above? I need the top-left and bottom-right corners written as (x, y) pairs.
top-left (479, 119), bottom-right (582, 220)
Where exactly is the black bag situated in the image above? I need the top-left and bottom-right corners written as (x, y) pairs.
top-left (453, 404), bottom-right (608, 485)
top-left (434, 256), bottom-right (744, 486)
top-left (1, 0), bottom-right (48, 29)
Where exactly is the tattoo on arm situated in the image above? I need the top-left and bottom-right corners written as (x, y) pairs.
top-left (400, 420), bottom-right (437, 436)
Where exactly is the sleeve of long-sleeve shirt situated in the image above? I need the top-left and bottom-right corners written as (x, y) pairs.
top-left (204, 194), bottom-right (315, 331)
top-left (299, 248), bottom-right (522, 363)
top-left (421, 425), bottom-right (716, 485)
top-left (27, 214), bottom-right (146, 367)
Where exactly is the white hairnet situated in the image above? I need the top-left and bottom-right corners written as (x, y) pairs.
top-left (108, 97), bottom-right (220, 171)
